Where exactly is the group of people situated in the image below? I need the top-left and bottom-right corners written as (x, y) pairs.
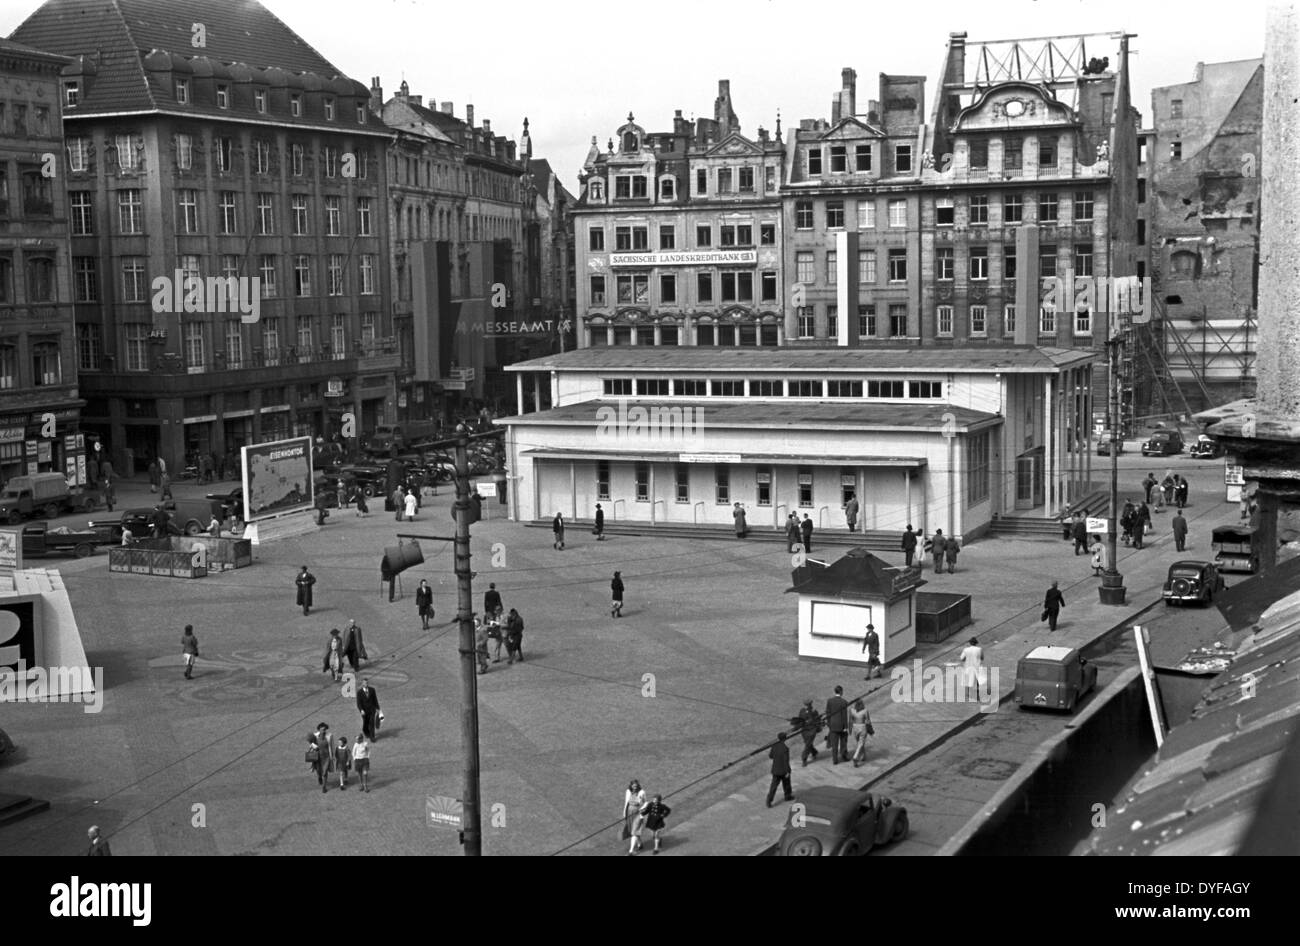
top-left (922, 528), bottom-right (960, 573)
top-left (768, 686), bottom-right (876, 807)
top-left (323, 620), bottom-right (369, 682)
top-left (1143, 470), bottom-right (1190, 511)
top-left (307, 721), bottom-right (374, 793)
top-left (392, 484), bottom-right (420, 522)
top-left (784, 513), bottom-right (815, 552)
top-left (621, 779), bottom-right (672, 855)
top-left (474, 584), bottom-right (526, 672)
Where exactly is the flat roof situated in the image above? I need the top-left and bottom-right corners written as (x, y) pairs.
top-left (1024, 645), bottom-right (1075, 661)
top-left (506, 345), bottom-right (1098, 374)
top-left (521, 448), bottom-right (928, 467)
top-left (498, 400), bottom-right (1002, 432)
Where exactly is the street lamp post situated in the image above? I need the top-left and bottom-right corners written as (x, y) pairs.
top-left (1099, 335), bottom-right (1127, 604)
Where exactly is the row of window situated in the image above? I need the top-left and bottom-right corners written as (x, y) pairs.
top-left (786, 301), bottom-right (1096, 338)
top-left (149, 78), bottom-right (366, 125)
top-left (591, 165), bottom-right (780, 203)
top-left (68, 188), bottom-right (374, 237)
top-left (793, 305), bottom-right (909, 339)
top-left (790, 191), bottom-right (1094, 231)
top-left (589, 221), bottom-right (778, 252)
top-left (65, 134), bottom-right (374, 180)
top-left (391, 151), bottom-right (519, 202)
top-left (0, 164), bottom-right (56, 218)
top-left (785, 242), bottom-right (1094, 289)
top-left (589, 270), bottom-right (779, 306)
top-left (0, 100), bottom-right (53, 139)
top-left (71, 313), bottom-right (381, 374)
top-left (600, 376), bottom-right (943, 400)
top-left (0, 254), bottom-right (57, 304)
top-left (0, 340), bottom-right (62, 389)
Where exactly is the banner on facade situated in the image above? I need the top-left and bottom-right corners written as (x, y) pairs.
top-left (240, 436), bottom-right (314, 522)
top-left (610, 250), bottom-right (757, 267)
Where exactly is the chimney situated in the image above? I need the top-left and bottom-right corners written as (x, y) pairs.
top-left (397, 79), bottom-right (409, 101)
top-left (841, 67), bottom-right (857, 119)
top-left (368, 76), bottom-right (383, 113)
top-left (466, 103), bottom-right (475, 127)
top-left (409, 95), bottom-right (422, 107)
top-left (868, 99), bottom-right (879, 123)
top-left (440, 101), bottom-right (453, 115)
top-left (757, 126), bottom-right (768, 143)
top-left (946, 32), bottom-right (968, 88)
top-left (714, 79), bottom-right (739, 136)
top-left (832, 97), bottom-right (842, 124)
top-left (482, 119), bottom-right (491, 134)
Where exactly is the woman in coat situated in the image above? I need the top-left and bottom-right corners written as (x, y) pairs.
top-left (309, 723), bottom-right (334, 793)
top-left (342, 621), bottom-right (368, 672)
top-left (849, 699), bottom-right (872, 767)
top-left (323, 629), bottom-right (344, 682)
top-left (296, 566), bottom-right (316, 616)
top-left (552, 512), bottom-right (565, 550)
top-left (622, 780), bottom-right (646, 855)
top-left (944, 537), bottom-right (960, 574)
top-left (1134, 503), bottom-right (1150, 549)
top-left (785, 514), bottom-right (801, 552)
top-left (610, 571), bottom-right (625, 618)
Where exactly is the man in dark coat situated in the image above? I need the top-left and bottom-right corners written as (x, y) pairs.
top-left (505, 608), bottom-right (524, 664)
top-left (1174, 475), bottom-right (1190, 510)
top-left (901, 525), bottom-right (918, 567)
top-left (931, 529), bottom-right (947, 571)
top-left (795, 699), bottom-right (821, 765)
top-left (824, 685), bottom-right (850, 764)
top-left (356, 679), bottom-right (381, 741)
top-left (800, 514), bottom-right (814, 553)
top-left (1043, 581), bottom-right (1065, 632)
top-left (862, 624), bottom-right (882, 679)
top-left (1142, 473), bottom-right (1158, 505)
top-left (765, 732), bottom-right (794, 808)
top-left (415, 579), bottom-right (434, 629)
top-left (86, 825), bottom-right (112, 856)
top-left (149, 505), bottom-right (170, 538)
top-left (1072, 513), bottom-right (1089, 555)
top-left (1171, 512), bottom-right (1189, 552)
top-left (594, 503), bottom-right (605, 540)
top-left (1135, 502), bottom-right (1152, 550)
top-left (296, 566), bottom-right (316, 615)
top-left (786, 514), bottom-right (801, 552)
top-left (484, 583), bottom-right (503, 620)
top-left (342, 619), bottom-right (368, 672)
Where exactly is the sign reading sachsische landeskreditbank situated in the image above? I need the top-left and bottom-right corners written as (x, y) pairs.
top-left (610, 250), bottom-right (757, 267)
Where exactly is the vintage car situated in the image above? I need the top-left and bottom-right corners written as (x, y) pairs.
top-left (1096, 431), bottom-right (1125, 456)
top-left (1189, 435), bottom-right (1226, 459)
top-left (1142, 429), bottom-right (1185, 457)
top-left (1163, 560), bottom-right (1225, 606)
top-left (775, 786), bottom-right (909, 856)
top-left (1014, 645), bottom-right (1098, 712)
top-left (20, 522), bottom-right (110, 558)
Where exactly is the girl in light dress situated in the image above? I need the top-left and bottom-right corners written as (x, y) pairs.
top-left (623, 779), bottom-right (646, 855)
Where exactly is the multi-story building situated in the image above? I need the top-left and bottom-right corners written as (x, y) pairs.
top-left (378, 79), bottom-right (531, 407)
top-left (1148, 59), bottom-right (1262, 413)
top-left (12, 0), bottom-right (394, 473)
top-left (519, 147), bottom-right (576, 371)
top-left (574, 80), bottom-right (787, 348)
top-left (0, 36), bottom-right (81, 486)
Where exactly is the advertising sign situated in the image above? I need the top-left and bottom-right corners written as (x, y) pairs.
top-left (0, 527), bottom-right (22, 571)
top-left (426, 795), bottom-right (463, 829)
top-left (241, 436), bottom-right (314, 521)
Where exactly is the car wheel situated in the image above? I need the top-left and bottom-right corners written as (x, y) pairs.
top-left (44, 503), bottom-right (60, 519)
top-left (184, 521), bottom-right (202, 536)
top-left (364, 485), bottom-right (375, 497)
top-left (838, 839), bottom-right (862, 857)
top-left (785, 836), bottom-right (822, 857)
top-left (74, 543), bottom-right (92, 558)
top-left (890, 811), bottom-right (909, 842)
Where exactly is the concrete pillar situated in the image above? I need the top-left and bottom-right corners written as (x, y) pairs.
top-left (515, 373), bottom-right (524, 415)
top-left (1044, 375), bottom-right (1054, 515)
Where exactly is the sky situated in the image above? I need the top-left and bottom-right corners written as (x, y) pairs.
top-left (2, 0), bottom-right (1271, 192)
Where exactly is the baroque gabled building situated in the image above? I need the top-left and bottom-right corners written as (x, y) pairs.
top-left (11, 0), bottom-right (394, 473)
top-left (574, 80), bottom-right (787, 348)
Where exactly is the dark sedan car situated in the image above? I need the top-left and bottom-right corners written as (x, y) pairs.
top-left (775, 786), bottom-right (908, 856)
top-left (1163, 561), bottom-right (1225, 606)
top-left (336, 464), bottom-right (386, 497)
top-left (1142, 430), bottom-right (1185, 456)
top-left (206, 487), bottom-right (245, 520)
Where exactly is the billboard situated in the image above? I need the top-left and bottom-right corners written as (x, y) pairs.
top-left (241, 436), bottom-right (314, 521)
top-left (0, 527), bottom-right (21, 571)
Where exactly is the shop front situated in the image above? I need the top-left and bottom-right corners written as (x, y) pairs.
top-left (0, 406), bottom-right (86, 487)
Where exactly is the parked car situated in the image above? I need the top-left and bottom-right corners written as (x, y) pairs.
top-left (1163, 560), bottom-right (1225, 606)
top-left (1212, 526), bottom-right (1258, 574)
top-left (89, 507), bottom-right (181, 541)
top-left (0, 472), bottom-right (100, 524)
top-left (1189, 435), bottom-right (1226, 459)
top-left (1014, 645), bottom-right (1098, 712)
top-left (21, 522), bottom-right (110, 558)
top-left (336, 464), bottom-right (385, 497)
top-left (1096, 431), bottom-right (1125, 456)
top-left (1142, 429), bottom-right (1185, 457)
top-left (206, 487), bottom-right (246, 520)
top-left (775, 786), bottom-right (909, 856)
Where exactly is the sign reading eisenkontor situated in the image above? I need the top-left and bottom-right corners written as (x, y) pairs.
top-left (241, 437), bottom-right (314, 521)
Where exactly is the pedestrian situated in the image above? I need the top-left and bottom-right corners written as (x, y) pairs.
top-left (959, 637), bottom-right (986, 701)
top-left (309, 723), bottom-right (333, 793)
top-left (552, 512), bottom-right (565, 550)
top-left (505, 608), bottom-right (524, 663)
top-left (901, 525), bottom-right (917, 567)
top-left (1135, 502), bottom-right (1151, 549)
top-left (824, 685), bottom-right (849, 765)
top-left (160, 471), bottom-right (173, 501)
top-left (208, 514), bottom-right (222, 537)
top-left (323, 628), bottom-right (344, 682)
top-left (594, 502), bottom-right (605, 540)
top-left (1175, 475), bottom-right (1190, 510)
top-left (351, 733), bottom-right (371, 792)
top-left (484, 583), bottom-right (503, 621)
top-left (1120, 501), bottom-right (1136, 546)
top-left (844, 496), bottom-right (859, 533)
top-left (1161, 470), bottom-right (1175, 508)
top-left (474, 618), bottom-right (490, 674)
top-left (150, 504), bottom-right (170, 538)
top-left (148, 458), bottom-right (160, 493)
top-left (181, 624), bottom-right (199, 680)
top-left (334, 736), bottom-right (352, 790)
top-left (314, 490), bottom-right (329, 526)
top-left (356, 678), bottom-right (381, 741)
top-left (1172, 511), bottom-right (1189, 552)
top-left (416, 579), bottom-right (435, 629)
top-left (861, 623), bottom-right (882, 679)
top-left (1142, 472), bottom-right (1158, 505)
top-left (1042, 581), bottom-right (1065, 632)
top-left (849, 699), bottom-right (872, 767)
top-left (786, 514), bottom-right (801, 552)
top-left (392, 485), bottom-right (406, 521)
top-left (86, 825), bottom-right (112, 856)
top-left (101, 476), bottom-right (116, 513)
top-left (945, 535), bottom-right (960, 573)
top-left (1072, 513), bottom-right (1088, 555)
top-left (930, 529), bottom-right (947, 572)
top-left (486, 612), bottom-right (504, 662)
top-left (610, 571), bottom-right (625, 618)
top-left (733, 501), bottom-right (747, 538)
top-left (296, 565), bottom-right (316, 616)
top-left (765, 733), bottom-right (794, 808)
top-left (1089, 536), bottom-right (1107, 576)
top-left (622, 780), bottom-right (646, 853)
top-left (638, 794), bottom-right (672, 855)
top-left (795, 699), bottom-right (821, 765)
top-left (342, 619), bottom-right (367, 672)
top-left (355, 490), bottom-right (369, 517)
top-left (404, 489), bottom-right (418, 521)
top-left (1061, 509), bottom-right (1074, 542)
top-left (800, 514), bottom-right (814, 553)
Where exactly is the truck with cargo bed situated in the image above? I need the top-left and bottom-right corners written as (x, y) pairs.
top-left (21, 522), bottom-right (111, 558)
top-left (0, 473), bottom-right (101, 524)
top-left (364, 420), bottom-right (439, 455)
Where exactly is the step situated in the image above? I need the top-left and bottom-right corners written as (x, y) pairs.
top-left (526, 519), bottom-right (905, 551)
top-left (0, 793), bottom-right (51, 827)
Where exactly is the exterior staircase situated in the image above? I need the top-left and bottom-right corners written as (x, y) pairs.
top-left (526, 519), bottom-right (906, 553)
top-left (989, 489), bottom-right (1112, 539)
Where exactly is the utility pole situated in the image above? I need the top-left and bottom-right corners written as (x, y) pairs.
top-left (1099, 336), bottom-right (1127, 604)
top-left (452, 422), bottom-right (482, 854)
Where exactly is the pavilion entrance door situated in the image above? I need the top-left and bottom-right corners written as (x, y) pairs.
top-left (1015, 447), bottom-right (1045, 510)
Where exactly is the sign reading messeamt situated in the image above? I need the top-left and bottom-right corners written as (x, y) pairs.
top-left (241, 436), bottom-right (314, 521)
top-left (610, 250), bottom-right (757, 267)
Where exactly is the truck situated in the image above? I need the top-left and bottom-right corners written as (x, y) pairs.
top-left (0, 473), bottom-right (100, 524)
top-left (21, 521), bottom-right (111, 559)
top-left (364, 420), bottom-right (439, 456)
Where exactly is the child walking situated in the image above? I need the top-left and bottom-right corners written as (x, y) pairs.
top-left (638, 794), bottom-right (672, 855)
top-left (352, 734), bottom-right (371, 793)
top-left (334, 736), bottom-right (352, 790)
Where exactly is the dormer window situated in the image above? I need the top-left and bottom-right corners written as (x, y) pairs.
top-left (64, 81), bottom-right (79, 107)
top-left (290, 94), bottom-right (302, 117)
top-left (324, 98), bottom-right (335, 121)
top-left (589, 180), bottom-right (604, 201)
top-left (356, 104), bottom-right (366, 123)
top-left (175, 79), bottom-right (189, 104)
top-left (659, 176), bottom-right (675, 200)
top-left (808, 147), bottom-right (822, 175)
top-left (622, 131), bottom-right (638, 152)
top-left (216, 84), bottom-right (230, 109)
top-left (255, 89), bottom-right (267, 113)
top-left (830, 145), bottom-right (846, 173)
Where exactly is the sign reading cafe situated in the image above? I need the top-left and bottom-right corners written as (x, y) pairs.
top-left (610, 250), bottom-right (757, 267)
